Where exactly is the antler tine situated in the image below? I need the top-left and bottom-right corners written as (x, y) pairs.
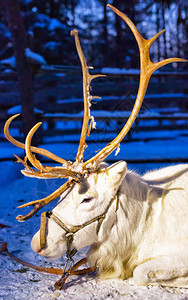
top-left (16, 179), bottom-right (74, 222)
top-left (14, 154), bottom-right (80, 180)
top-left (71, 29), bottom-right (106, 165)
top-left (107, 5), bottom-right (186, 79)
top-left (4, 114), bottom-right (71, 167)
top-left (24, 123), bottom-right (83, 179)
top-left (25, 122), bottom-right (45, 171)
top-left (21, 168), bottom-right (81, 179)
top-left (82, 4), bottom-right (187, 170)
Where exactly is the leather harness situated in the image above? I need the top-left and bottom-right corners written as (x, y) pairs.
top-left (39, 191), bottom-right (119, 260)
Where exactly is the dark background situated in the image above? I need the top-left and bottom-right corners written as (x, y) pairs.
top-left (0, 0), bottom-right (187, 68)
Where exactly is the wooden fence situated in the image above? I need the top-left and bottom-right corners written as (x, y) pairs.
top-left (0, 67), bottom-right (188, 163)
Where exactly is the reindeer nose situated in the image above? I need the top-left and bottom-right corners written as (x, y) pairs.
top-left (31, 232), bottom-right (42, 254)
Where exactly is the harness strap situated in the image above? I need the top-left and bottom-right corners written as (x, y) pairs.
top-left (40, 191), bottom-right (119, 257)
top-left (39, 192), bottom-right (119, 286)
top-left (49, 212), bottom-right (106, 258)
top-left (49, 212), bottom-right (106, 234)
top-left (40, 211), bottom-right (47, 249)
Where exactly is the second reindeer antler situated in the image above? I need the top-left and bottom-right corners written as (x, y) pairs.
top-left (82, 4), bottom-right (186, 170)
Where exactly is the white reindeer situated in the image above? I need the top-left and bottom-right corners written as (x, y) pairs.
top-left (30, 161), bottom-right (188, 288)
top-left (4, 5), bottom-right (187, 288)
top-left (32, 161), bottom-right (188, 288)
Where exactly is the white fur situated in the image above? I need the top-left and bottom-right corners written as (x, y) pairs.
top-left (31, 162), bottom-right (188, 288)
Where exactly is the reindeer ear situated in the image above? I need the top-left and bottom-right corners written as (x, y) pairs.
top-left (105, 161), bottom-right (127, 188)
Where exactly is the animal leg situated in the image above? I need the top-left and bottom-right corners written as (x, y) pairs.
top-left (133, 254), bottom-right (188, 288)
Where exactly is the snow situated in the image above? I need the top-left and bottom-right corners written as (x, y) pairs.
top-left (45, 136), bottom-right (188, 162)
top-left (144, 93), bottom-right (187, 99)
top-left (100, 67), bottom-right (188, 76)
top-left (0, 49), bottom-right (47, 68)
top-left (57, 93), bottom-right (188, 105)
top-left (25, 48), bottom-right (47, 65)
top-left (48, 18), bottom-right (67, 31)
top-left (101, 67), bottom-right (141, 75)
top-left (8, 105), bottom-right (43, 115)
top-left (34, 21), bottom-right (46, 29)
top-left (1, 128), bottom-right (188, 162)
top-left (1, 107), bottom-right (188, 162)
top-left (42, 109), bottom-right (165, 119)
top-left (0, 56), bottom-right (16, 68)
top-left (43, 41), bottom-right (61, 51)
top-left (24, 0), bottom-right (32, 4)
top-left (0, 23), bottom-right (11, 38)
top-left (32, 13), bottom-right (69, 34)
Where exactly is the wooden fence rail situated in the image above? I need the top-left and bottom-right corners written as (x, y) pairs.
top-left (1, 111), bottom-right (188, 140)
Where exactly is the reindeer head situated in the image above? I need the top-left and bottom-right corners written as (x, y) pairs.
top-left (31, 161), bottom-right (127, 259)
top-left (4, 5), bottom-right (186, 259)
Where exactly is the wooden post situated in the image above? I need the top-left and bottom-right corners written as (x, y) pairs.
top-left (4, 0), bottom-right (36, 140)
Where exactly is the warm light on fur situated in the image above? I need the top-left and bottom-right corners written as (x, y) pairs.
top-left (31, 162), bottom-right (188, 288)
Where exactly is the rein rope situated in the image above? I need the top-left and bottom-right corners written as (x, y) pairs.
top-left (0, 241), bottom-right (96, 290)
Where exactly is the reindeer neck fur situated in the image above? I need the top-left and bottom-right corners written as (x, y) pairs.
top-left (88, 169), bottom-right (157, 279)
top-left (88, 164), bottom-right (188, 280)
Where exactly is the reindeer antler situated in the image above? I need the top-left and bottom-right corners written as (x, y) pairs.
top-left (82, 4), bottom-right (187, 170)
top-left (71, 29), bottom-right (105, 165)
top-left (5, 118), bottom-right (81, 221)
top-left (16, 179), bottom-right (75, 222)
top-left (4, 114), bottom-right (71, 167)
top-left (4, 29), bottom-right (104, 220)
top-left (23, 121), bottom-right (81, 178)
top-left (5, 115), bottom-right (80, 181)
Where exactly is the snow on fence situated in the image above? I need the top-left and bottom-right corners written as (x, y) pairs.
top-left (1, 109), bottom-right (188, 164)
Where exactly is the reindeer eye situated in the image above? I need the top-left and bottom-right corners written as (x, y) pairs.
top-left (81, 197), bottom-right (94, 204)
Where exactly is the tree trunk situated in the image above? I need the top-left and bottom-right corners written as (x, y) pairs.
top-left (176, 4), bottom-right (181, 58)
top-left (102, 0), bottom-right (109, 65)
top-left (70, 0), bottom-right (76, 25)
top-left (50, 0), bottom-right (55, 18)
top-left (50, 0), bottom-right (61, 19)
top-left (113, 0), bottom-right (123, 67)
top-left (5, 0), bottom-right (36, 140)
top-left (161, 3), bottom-right (167, 59)
top-left (156, 2), bottom-right (161, 61)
